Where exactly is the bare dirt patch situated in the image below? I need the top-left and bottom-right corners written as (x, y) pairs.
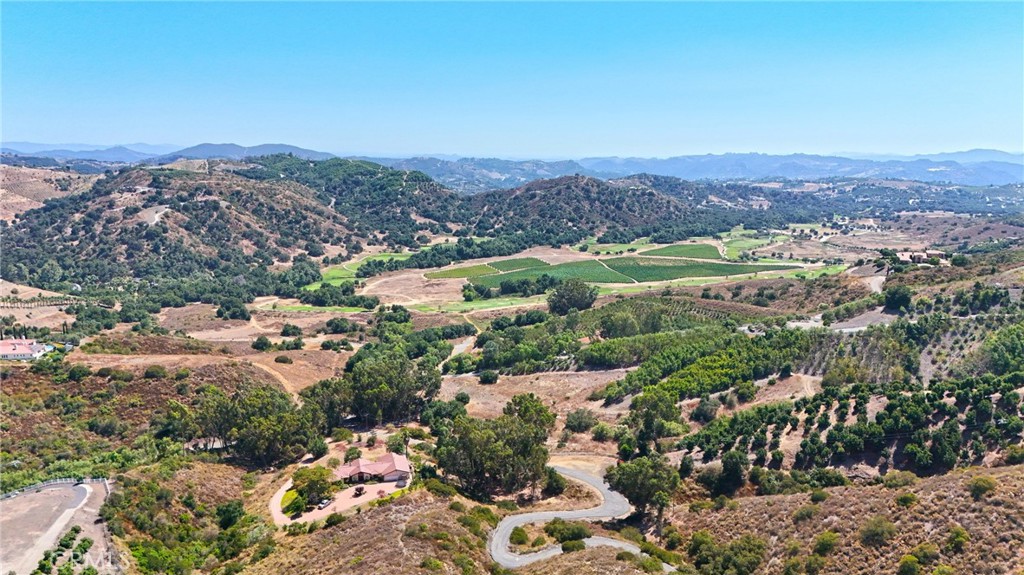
top-left (440, 370), bottom-right (632, 422)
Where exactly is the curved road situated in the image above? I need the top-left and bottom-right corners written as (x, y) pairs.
top-left (489, 466), bottom-right (671, 571)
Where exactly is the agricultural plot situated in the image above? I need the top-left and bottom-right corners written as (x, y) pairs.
top-left (424, 264), bottom-right (497, 279)
top-left (488, 257), bottom-right (551, 272)
top-left (641, 243), bottom-right (722, 260)
top-left (306, 252), bottom-right (413, 288)
top-left (471, 260), bottom-right (633, 288)
top-left (604, 257), bottom-right (798, 282)
top-left (723, 235), bottom-right (789, 259)
top-left (580, 237), bottom-right (651, 254)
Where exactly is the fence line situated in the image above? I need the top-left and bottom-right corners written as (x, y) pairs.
top-left (0, 476), bottom-right (109, 500)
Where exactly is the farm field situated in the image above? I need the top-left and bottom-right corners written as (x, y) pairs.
top-left (471, 260), bottom-right (634, 288)
top-left (488, 257), bottom-right (551, 272)
top-left (640, 243), bottom-right (722, 259)
top-left (424, 263), bottom-right (497, 279)
top-left (306, 252), bottom-right (413, 288)
top-left (603, 257), bottom-right (798, 282)
top-left (578, 237), bottom-right (651, 254)
top-left (723, 234), bottom-right (789, 259)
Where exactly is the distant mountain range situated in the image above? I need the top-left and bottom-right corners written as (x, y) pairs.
top-left (577, 152), bottom-right (1024, 187)
top-left (153, 143), bottom-right (335, 162)
top-left (3, 142), bottom-right (1021, 188)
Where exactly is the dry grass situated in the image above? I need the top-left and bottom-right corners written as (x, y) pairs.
top-left (522, 546), bottom-right (649, 574)
top-left (246, 490), bottom-right (495, 575)
top-left (665, 465), bottom-right (1024, 574)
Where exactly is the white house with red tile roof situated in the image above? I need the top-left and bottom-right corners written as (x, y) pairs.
top-left (0, 339), bottom-right (49, 361)
top-left (335, 452), bottom-right (411, 483)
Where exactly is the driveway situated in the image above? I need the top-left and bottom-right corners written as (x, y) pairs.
top-left (270, 480), bottom-right (404, 526)
top-left (488, 466), bottom-right (671, 571)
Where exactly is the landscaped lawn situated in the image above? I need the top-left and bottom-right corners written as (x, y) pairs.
top-left (424, 264), bottom-right (497, 279)
top-left (641, 243), bottom-right (722, 260)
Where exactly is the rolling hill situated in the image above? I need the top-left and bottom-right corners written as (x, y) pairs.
top-left (376, 156), bottom-right (605, 194)
top-left (154, 143), bottom-right (336, 162)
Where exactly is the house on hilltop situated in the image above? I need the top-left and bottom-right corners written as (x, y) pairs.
top-left (335, 452), bottom-right (411, 483)
top-left (0, 339), bottom-right (49, 361)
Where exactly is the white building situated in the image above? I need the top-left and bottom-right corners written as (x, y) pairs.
top-left (0, 339), bottom-right (49, 361)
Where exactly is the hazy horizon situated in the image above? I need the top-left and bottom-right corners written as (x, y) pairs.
top-left (3, 3), bottom-right (1022, 158)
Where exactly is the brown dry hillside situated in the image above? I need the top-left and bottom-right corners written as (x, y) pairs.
top-left (246, 490), bottom-right (496, 575)
top-left (0, 164), bottom-right (98, 220)
top-left (666, 465), bottom-right (1024, 575)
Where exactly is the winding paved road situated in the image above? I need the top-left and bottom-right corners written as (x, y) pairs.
top-left (489, 466), bottom-right (672, 571)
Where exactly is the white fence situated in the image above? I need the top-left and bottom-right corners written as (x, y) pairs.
top-left (0, 477), bottom-right (109, 500)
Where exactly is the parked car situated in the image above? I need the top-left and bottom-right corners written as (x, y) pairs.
top-left (396, 479), bottom-right (407, 488)
top-left (354, 486), bottom-right (365, 497)
top-left (317, 499), bottom-right (331, 509)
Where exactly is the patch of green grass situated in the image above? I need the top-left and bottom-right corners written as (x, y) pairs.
top-left (488, 257), bottom-right (551, 272)
top-left (280, 489), bottom-right (298, 511)
top-left (586, 237), bottom-right (652, 254)
top-left (604, 257), bottom-right (798, 282)
top-left (424, 264), bottom-right (497, 279)
top-left (472, 260), bottom-right (632, 288)
top-left (305, 252), bottom-right (413, 289)
top-left (640, 243), bottom-right (722, 260)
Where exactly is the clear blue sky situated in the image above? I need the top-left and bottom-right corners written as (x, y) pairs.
top-left (3, 2), bottom-right (1022, 157)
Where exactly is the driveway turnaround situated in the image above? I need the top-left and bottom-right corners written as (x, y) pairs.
top-left (489, 466), bottom-right (671, 570)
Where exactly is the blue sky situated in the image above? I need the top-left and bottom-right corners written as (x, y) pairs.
top-left (2, 2), bottom-right (1022, 157)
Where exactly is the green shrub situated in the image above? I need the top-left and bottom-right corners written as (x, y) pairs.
top-left (325, 513), bottom-right (346, 527)
top-left (144, 365), bottom-right (168, 379)
top-left (897, 555), bottom-right (921, 575)
top-left (420, 557), bottom-right (444, 571)
top-left (805, 554), bottom-right (827, 575)
top-left (883, 471), bottom-right (918, 489)
top-left (531, 535), bottom-right (547, 547)
top-left (931, 565), bottom-right (955, 575)
top-left (812, 530), bottom-right (839, 556)
top-left (592, 423), bottom-right (615, 442)
top-left (1004, 444), bottom-right (1024, 464)
top-left (792, 504), bottom-right (819, 523)
top-left (946, 526), bottom-right (970, 553)
top-left (495, 500), bottom-right (518, 511)
top-left (510, 526), bottom-right (529, 546)
top-left (544, 518), bottom-right (592, 542)
top-left (424, 479), bottom-right (457, 497)
top-left (478, 370), bottom-right (499, 384)
top-left (895, 492), bottom-right (919, 508)
top-left (809, 489), bottom-right (829, 503)
top-left (640, 541), bottom-right (682, 565)
top-left (859, 516), bottom-right (897, 547)
top-left (565, 409), bottom-right (598, 433)
top-left (967, 476), bottom-right (996, 500)
top-left (274, 355), bottom-right (293, 364)
top-left (561, 540), bottom-right (586, 553)
top-left (542, 466), bottom-right (566, 497)
top-left (448, 501), bottom-right (466, 513)
top-left (910, 543), bottom-right (940, 565)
